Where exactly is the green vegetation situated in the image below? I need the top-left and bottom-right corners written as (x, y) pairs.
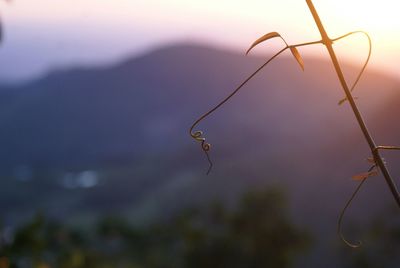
top-left (0, 188), bottom-right (310, 268)
top-left (339, 207), bottom-right (400, 268)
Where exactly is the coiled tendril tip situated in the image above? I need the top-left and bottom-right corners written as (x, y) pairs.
top-left (190, 130), bottom-right (213, 175)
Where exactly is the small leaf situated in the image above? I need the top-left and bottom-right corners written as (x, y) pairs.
top-left (352, 173), bottom-right (368, 181)
top-left (290, 47), bottom-right (304, 71)
top-left (246, 32), bottom-right (281, 55)
top-left (352, 170), bottom-right (378, 181)
top-left (338, 97), bottom-right (347, 106)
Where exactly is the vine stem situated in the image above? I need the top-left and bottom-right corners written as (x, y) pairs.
top-left (189, 39), bottom-right (323, 174)
top-left (189, 47), bottom-right (287, 174)
top-left (189, 46), bottom-right (288, 137)
top-left (306, 0), bottom-right (400, 208)
top-left (338, 165), bottom-right (376, 248)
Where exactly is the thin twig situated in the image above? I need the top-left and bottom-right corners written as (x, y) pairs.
top-left (189, 46), bottom-right (288, 174)
top-left (338, 165), bottom-right (376, 248)
top-left (190, 39), bottom-right (324, 174)
top-left (335, 31), bottom-right (372, 105)
top-left (375, 146), bottom-right (400, 151)
top-left (188, 0), bottom-right (400, 249)
top-left (306, 0), bottom-right (400, 212)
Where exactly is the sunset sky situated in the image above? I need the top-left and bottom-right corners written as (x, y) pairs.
top-left (1, 0), bottom-right (399, 82)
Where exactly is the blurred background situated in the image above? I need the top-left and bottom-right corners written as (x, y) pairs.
top-left (0, 0), bottom-right (400, 267)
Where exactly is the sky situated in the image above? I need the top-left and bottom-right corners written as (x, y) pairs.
top-left (0, 0), bottom-right (400, 83)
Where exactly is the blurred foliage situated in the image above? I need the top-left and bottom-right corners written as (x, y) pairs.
top-left (339, 206), bottom-right (400, 268)
top-left (0, 187), bottom-right (311, 268)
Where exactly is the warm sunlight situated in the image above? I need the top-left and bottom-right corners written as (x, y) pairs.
top-left (1, 1), bottom-right (400, 266)
top-left (6, 0), bottom-right (400, 35)
top-left (2, 0), bottom-right (400, 80)
top-left (321, 0), bottom-right (400, 32)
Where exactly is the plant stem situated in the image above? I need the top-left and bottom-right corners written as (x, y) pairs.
top-left (305, 0), bottom-right (400, 208)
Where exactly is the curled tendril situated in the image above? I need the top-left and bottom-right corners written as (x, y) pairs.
top-left (191, 131), bottom-right (212, 174)
top-left (189, 35), bottom-right (324, 174)
top-left (333, 31), bottom-right (372, 105)
top-left (338, 164), bottom-right (377, 248)
top-left (189, 46), bottom-right (289, 174)
top-left (374, 145), bottom-right (400, 152)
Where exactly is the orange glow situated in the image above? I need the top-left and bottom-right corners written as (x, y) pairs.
top-left (2, 0), bottom-right (400, 78)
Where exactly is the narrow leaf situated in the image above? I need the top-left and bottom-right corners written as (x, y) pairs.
top-left (338, 97), bottom-right (347, 106)
top-left (246, 32), bottom-right (281, 55)
top-left (352, 173), bottom-right (369, 181)
top-left (290, 47), bottom-right (304, 71)
top-left (352, 171), bottom-right (378, 181)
